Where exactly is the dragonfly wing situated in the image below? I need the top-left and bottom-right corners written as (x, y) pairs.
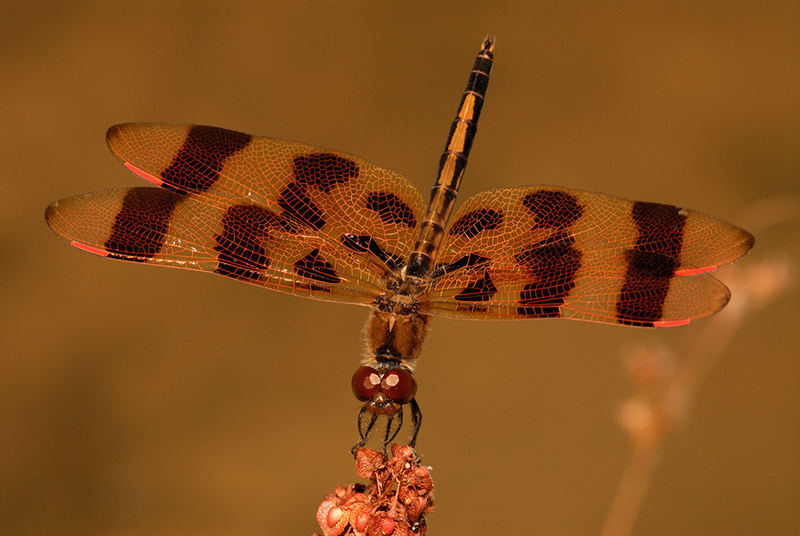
top-left (424, 186), bottom-right (754, 326)
top-left (47, 123), bottom-right (427, 304)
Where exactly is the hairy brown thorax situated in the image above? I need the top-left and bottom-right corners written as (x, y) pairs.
top-left (363, 306), bottom-right (430, 370)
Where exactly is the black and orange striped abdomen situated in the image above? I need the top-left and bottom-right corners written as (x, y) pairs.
top-left (406, 36), bottom-right (495, 278)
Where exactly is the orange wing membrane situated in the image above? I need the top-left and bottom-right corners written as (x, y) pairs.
top-left (424, 186), bottom-right (753, 326)
top-left (46, 125), bottom-right (426, 305)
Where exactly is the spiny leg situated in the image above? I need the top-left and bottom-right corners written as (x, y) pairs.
top-left (351, 406), bottom-right (378, 456)
top-left (409, 398), bottom-right (422, 448)
top-left (381, 414), bottom-right (394, 455)
top-left (381, 406), bottom-right (405, 454)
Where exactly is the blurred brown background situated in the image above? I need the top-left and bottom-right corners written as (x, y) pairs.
top-left (1, 1), bottom-right (798, 535)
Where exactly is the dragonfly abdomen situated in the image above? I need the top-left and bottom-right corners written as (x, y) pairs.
top-left (406, 36), bottom-right (495, 278)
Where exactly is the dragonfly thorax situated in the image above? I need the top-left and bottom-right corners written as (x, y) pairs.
top-left (364, 309), bottom-right (429, 367)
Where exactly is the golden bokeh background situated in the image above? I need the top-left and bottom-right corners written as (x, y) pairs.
top-left (2, 1), bottom-right (798, 535)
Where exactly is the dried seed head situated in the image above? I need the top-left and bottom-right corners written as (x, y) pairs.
top-left (314, 446), bottom-right (434, 536)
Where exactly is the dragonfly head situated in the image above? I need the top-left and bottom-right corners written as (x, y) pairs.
top-left (351, 365), bottom-right (416, 414)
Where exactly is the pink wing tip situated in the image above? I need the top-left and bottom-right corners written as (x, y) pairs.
top-left (70, 240), bottom-right (110, 257)
top-left (124, 162), bottom-right (164, 186)
top-left (653, 319), bottom-right (692, 328)
top-left (674, 265), bottom-right (718, 276)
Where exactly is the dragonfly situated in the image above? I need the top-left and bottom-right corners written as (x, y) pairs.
top-left (45, 36), bottom-right (754, 451)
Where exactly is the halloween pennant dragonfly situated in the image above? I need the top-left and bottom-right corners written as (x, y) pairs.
top-left (45, 36), bottom-right (753, 449)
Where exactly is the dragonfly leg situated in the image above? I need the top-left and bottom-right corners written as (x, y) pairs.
top-left (409, 398), bottom-right (422, 448)
top-left (351, 406), bottom-right (378, 457)
top-left (381, 406), bottom-right (405, 454)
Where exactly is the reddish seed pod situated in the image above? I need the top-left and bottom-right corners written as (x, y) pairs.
top-left (356, 447), bottom-right (386, 479)
top-left (316, 498), bottom-right (349, 536)
top-left (354, 510), bottom-right (370, 532)
top-left (326, 507), bottom-right (343, 526)
top-left (367, 514), bottom-right (397, 536)
top-left (380, 369), bottom-right (416, 403)
top-left (380, 517), bottom-right (396, 535)
top-left (352, 366), bottom-right (382, 401)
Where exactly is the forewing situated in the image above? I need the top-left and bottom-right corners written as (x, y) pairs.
top-left (424, 186), bottom-right (754, 326)
top-left (107, 123), bottom-right (423, 272)
top-left (47, 123), bottom-right (427, 303)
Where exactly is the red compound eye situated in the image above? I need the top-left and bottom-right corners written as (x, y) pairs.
top-left (380, 369), bottom-right (416, 403)
top-left (352, 366), bottom-right (381, 401)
